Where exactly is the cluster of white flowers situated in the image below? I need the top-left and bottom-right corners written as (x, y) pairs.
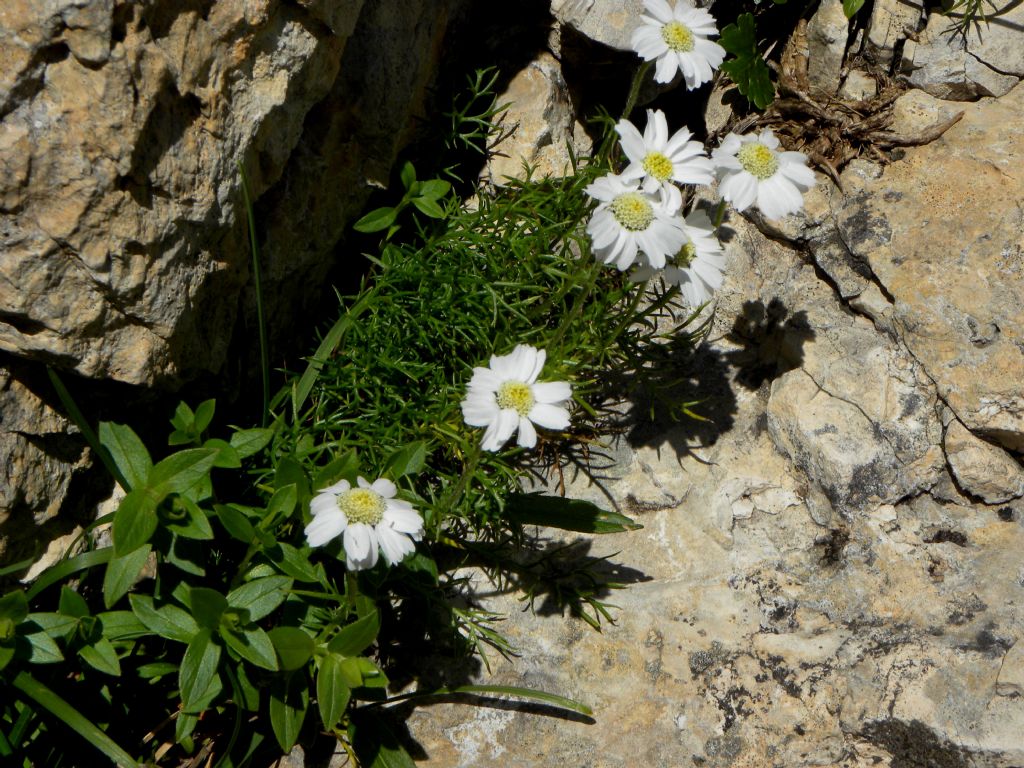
top-left (308, 0), bottom-right (819, 569)
top-left (584, 0), bottom-right (817, 305)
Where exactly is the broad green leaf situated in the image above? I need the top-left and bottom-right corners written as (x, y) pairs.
top-left (353, 207), bottom-right (398, 233)
top-left (383, 442), bottom-right (428, 478)
top-left (229, 427), bottom-right (274, 458)
top-left (327, 610), bottom-right (380, 658)
top-left (148, 448), bottom-right (219, 496)
top-left (267, 542), bottom-right (321, 583)
top-left (348, 657), bottom-right (389, 689)
top-left (102, 545), bottom-right (151, 609)
top-left (24, 612), bottom-right (77, 640)
top-left (11, 670), bottom-right (140, 767)
top-left (264, 484), bottom-right (298, 528)
top-left (401, 552), bottom-right (438, 584)
top-left (58, 587), bottom-right (90, 619)
top-left (79, 636), bottom-right (121, 676)
top-left (98, 422), bottom-right (152, 490)
top-left (338, 656), bottom-right (364, 688)
top-left (0, 641), bottom-right (15, 672)
top-left (268, 627), bottom-right (315, 671)
top-left (193, 399), bottom-right (216, 435)
top-left (164, 497), bottom-right (215, 541)
top-left (16, 629), bottom-right (64, 664)
top-left (203, 438), bottom-right (241, 469)
top-left (170, 401), bottom-right (195, 433)
top-left (180, 629), bottom-right (222, 713)
top-left (186, 587), bottom-right (228, 630)
top-left (719, 14), bottom-right (776, 110)
top-left (227, 576), bottom-right (292, 622)
top-left (504, 493), bottom-right (641, 534)
top-left (411, 197), bottom-right (445, 219)
top-left (175, 711), bottom-right (199, 750)
top-left (215, 504), bottom-right (256, 543)
top-left (129, 594), bottom-right (198, 643)
top-left (313, 450), bottom-right (360, 491)
top-left (316, 653), bottom-right (352, 731)
top-left (112, 489), bottom-right (159, 556)
top-left (137, 661), bottom-right (179, 679)
top-left (221, 625), bottom-right (278, 670)
top-left (0, 590), bottom-right (29, 636)
top-left (274, 457), bottom-right (307, 491)
top-left (417, 179), bottom-right (451, 201)
top-left (269, 672), bottom-right (309, 752)
top-left (399, 161), bottom-right (416, 190)
top-left (164, 534), bottom-right (207, 576)
top-left (350, 710), bottom-right (416, 768)
top-left (96, 610), bottom-right (147, 640)
top-left (843, 0), bottom-right (865, 17)
top-left (231, 662), bottom-right (262, 712)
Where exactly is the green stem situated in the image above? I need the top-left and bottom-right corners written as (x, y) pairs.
top-left (712, 198), bottom-right (728, 228)
top-left (621, 61), bottom-right (652, 122)
top-left (237, 162), bottom-right (271, 429)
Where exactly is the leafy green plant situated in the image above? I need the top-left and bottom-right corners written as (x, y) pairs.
top-left (720, 13), bottom-right (776, 109)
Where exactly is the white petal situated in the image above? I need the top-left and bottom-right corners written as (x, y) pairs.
top-left (654, 53), bottom-right (679, 84)
top-left (310, 493), bottom-right (338, 517)
top-left (383, 504), bottom-right (424, 536)
top-left (615, 119), bottom-right (647, 162)
top-left (355, 476), bottom-right (371, 489)
top-left (482, 408), bottom-right (519, 451)
top-left (529, 403), bottom-right (571, 430)
top-left (532, 381), bottom-right (571, 404)
top-left (343, 523), bottom-right (378, 570)
top-left (644, 0), bottom-right (675, 23)
top-left (319, 479), bottom-right (351, 495)
top-left (757, 175), bottom-right (803, 219)
top-left (461, 393), bottom-right (500, 427)
top-left (517, 417), bottom-right (538, 448)
top-left (377, 526), bottom-right (416, 566)
top-left (370, 477), bottom-right (397, 498)
top-left (720, 171), bottom-right (758, 211)
top-left (305, 511), bottom-right (347, 547)
top-left (467, 366), bottom-right (502, 392)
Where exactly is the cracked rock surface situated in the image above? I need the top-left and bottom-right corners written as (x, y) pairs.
top-left (406, 85), bottom-right (1024, 767)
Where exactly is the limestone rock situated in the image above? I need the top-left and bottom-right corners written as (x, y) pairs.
top-left (0, 0), bottom-right (459, 388)
top-left (550, 0), bottom-right (646, 52)
top-left (902, 12), bottom-right (1020, 100)
top-left (864, 0), bottom-right (924, 65)
top-left (486, 53), bottom-right (591, 184)
top-left (945, 420), bottom-right (1024, 504)
top-left (832, 83), bottom-right (1024, 452)
top-left (806, 0), bottom-right (849, 96)
top-left (839, 69), bottom-right (877, 100)
top-left (0, 361), bottom-right (89, 565)
top-left (997, 642), bottom-right (1024, 696)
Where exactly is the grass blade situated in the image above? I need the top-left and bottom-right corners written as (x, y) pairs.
top-left (12, 670), bottom-right (140, 767)
top-left (237, 161), bottom-right (270, 428)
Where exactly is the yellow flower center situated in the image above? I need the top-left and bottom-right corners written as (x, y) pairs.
top-left (677, 241), bottom-right (697, 267)
top-left (642, 151), bottom-right (674, 181)
top-left (661, 21), bottom-right (695, 52)
top-left (496, 380), bottom-right (535, 416)
top-left (737, 142), bottom-right (779, 180)
top-left (338, 487), bottom-right (385, 526)
top-left (610, 193), bottom-right (655, 232)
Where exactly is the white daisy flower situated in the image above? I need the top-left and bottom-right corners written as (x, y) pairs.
top-left (631, 0), bottom-right (726, 88)
top-left (585, 173), bottom-right (686, 271)
top-left (461, 344), bottom-right (572, 452)
top-left (632, 209), bottom-right (726, 306)
top-left (712, 129), bottom-right (816, 220)
top-left (616, 109), bottom-right (714, 196)
top-left (305, 476), bottom-right (424, 570)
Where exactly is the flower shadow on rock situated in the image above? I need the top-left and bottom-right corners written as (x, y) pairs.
top-left (722, 298), bottom-right (815, 392)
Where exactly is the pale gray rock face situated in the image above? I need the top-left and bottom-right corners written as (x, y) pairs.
top-left (0, 0), bottom-right (458, 387)
top-left (945, 419), bottom-right (1024, 505)
top-left (0, 0), bottom-right (463, 559)
top-left (863, 0), bottom-right (923, 65)
top-left (806, 0), bottom-right (848, 96)
top-left (405, 73), bottom-right (1024, 768)
top-left (550, 0), bottom-right (646, 52)
top-left (485, 52), bottom-right (592, 184)
top-left (902, 11), bottom-right (1022, 100)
